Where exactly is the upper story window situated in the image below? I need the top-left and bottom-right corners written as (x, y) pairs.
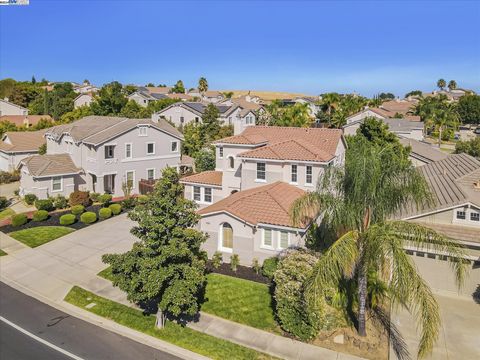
top-left (125, 143), bottom-right (132, 159)
top-left (138, 126), bottom-right (148, 136)
top-left (456, 211), bottom-right (466, 220)
top-left (180, 116), bottom-right (185, 123)
top-left (228, 156), bottom-right (235, 169)
top-left (291, 164), bottom-right (298, 183)
top-left (195, 117), bottom-right (199, 123)
top-left (204, 188), bottom-right (212, 203)
top-left (245, 115), bottom-right (254, 125)
top-left (306, 166), bottom-right (313, 185)
top-left (147, 142), bottom-right (155, 155)
top-left (471, 212), bottom-right (479, 222)
top-left (105, 145), bottom-right (115, 159)
top-left (256, 162), bottom-right (266, 181)
top-left (171, 141), bottom-right (179, 153)
top-left (219, 147), bottom-right (224, 158)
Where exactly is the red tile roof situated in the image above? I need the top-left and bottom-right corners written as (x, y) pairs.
top-left (180, 170), bottom-right (223, 186)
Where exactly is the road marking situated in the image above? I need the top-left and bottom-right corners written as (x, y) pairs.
top-left (0, 316), bottom-right (85, 360)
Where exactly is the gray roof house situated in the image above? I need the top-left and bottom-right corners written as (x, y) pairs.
top-left (343, 117), bottom-right (425, 141)
top-left (398, 136), bottom-right (448, 166)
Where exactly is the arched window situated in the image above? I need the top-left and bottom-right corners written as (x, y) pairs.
top-left (228, 156), bottom-right (235, 169)
top-left (221, 223), bottom-right (233, 250)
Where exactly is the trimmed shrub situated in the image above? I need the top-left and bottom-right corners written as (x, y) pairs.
top-left (34, 199), bottom-right (54, 211)
top-left (0, 196), bottom-right (8, 210)
top-left (98, 193), bottom-right (112, 207)
top-left (80, 211), bottom-right (97, 224)
top-left (60, 214), bottom-right (76, 225)
top-left (136, 195), bottom-right (149, 204)
top-left (212, 251), bottom-right (223, 269)
top-left (69, 191), bottom-right (92, 207)
top-left (24, 193), bottom-right (37, 205)
top-left (11, 213), bottom-right (28, 227)
top-left (230, 254), bottom-right (240, 273)
top-left (252, 258), bottom-right (261, 275)
top-left (32, 210), bottom-right (49, 222)
top-left (121, 197), bottom-right (136, 209)
top-left (71, 205), bottom-right (85, 215)
top-left (13, 189), bottom-right (19, 196)
top-left (99, 207), bottom-right (112, 220)
top-left (262, 256), bottom-right (279, 279)
top-left (53, 195), bottom-right (68, 209)
top-left (89, 192), bottom-right (100, 202)
top-left (109, 203), bottom-right (122, 215)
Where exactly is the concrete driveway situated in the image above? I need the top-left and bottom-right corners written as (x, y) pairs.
top-left (391, 294), bottom-right (480, 359)
top-left (0, 213), bottom-right (137, 303)
top-left (0, 181), bottom-right (19, 199)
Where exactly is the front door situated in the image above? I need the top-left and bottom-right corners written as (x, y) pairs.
top-left (104, 174), bottom-right (115, 194)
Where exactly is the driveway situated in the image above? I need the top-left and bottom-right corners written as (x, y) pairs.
top-left (0, 213), bottom-right (137, 304)
top-left (391, 294), bottom-right (480, 359)
top-left (0, 181), bottom-right (19, 199)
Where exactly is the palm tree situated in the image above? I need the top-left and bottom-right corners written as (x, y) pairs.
top-left (448, 80), bottom-right (457, 91)
top-left (291, 139), bottom-right (467, 359)
top-left (436, 79), bottom-right (446, 91)
top-left (321, 92), bottom-right (341, 116)
top-left (198, 77), bottom-right (208, 93)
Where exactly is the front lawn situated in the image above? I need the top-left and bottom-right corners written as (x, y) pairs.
top-left (9, 226), bottom-right (75, 247)
top-left (0, 208), bottom-right (15, 221)
top-left (98, 266), bottom-right (114, 281)
top-left (202, 273), bottom-right (278, 332)
top-left (0, 249), bottom-right (7, 256)
top-left (65, 286), bottom-right (276, 360)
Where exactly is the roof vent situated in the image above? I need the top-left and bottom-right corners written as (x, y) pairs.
top-left (473, 180), bottom-right (480, 190)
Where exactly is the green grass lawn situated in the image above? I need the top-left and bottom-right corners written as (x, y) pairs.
top-left (0, 249), bottom-right (7, 256)
top-left (98, 266), bottom-right (114, 281)
top-left (202, 274), bottom-right (278, 332)
top-left (65, 286), bottom-right (276, 360)
top-left (9, 226), bottom-right (75, 247)
top-left (0, 208), bottom-right (15, 221)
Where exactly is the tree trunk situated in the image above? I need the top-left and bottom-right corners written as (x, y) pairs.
top-left (358, 269), bottom-right (367, 337)
top-left (438, 126), bottom-right (442, 147)
top-left (156, 309), bottom-right (165, 329)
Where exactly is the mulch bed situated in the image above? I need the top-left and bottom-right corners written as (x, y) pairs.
top-left (206, 261), bottom-right (271, 285)
top-left (0, 204), bottom-right (123, 234)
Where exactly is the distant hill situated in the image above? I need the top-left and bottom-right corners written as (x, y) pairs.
top-left (220, 90), bottom-right (313, 101)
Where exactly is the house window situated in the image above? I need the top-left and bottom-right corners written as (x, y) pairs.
top-left (219, 147), bottom-right (224, 158)
top-left (204, 188), bottom-right (212, 203)
top-left (126, 171), bottom-right (135, 188)
top-left (147, 143), bottom-right (155, 155)
top-left (147, 169), bottom-right (155, 180)
top-left (228, 117), bottom-right (232, 125)
top-left (263, 229), bottom-right (273, 248)
top-left (105, 145), bottom-right (114, 159)
top-left (246, 115), bottom-right (254, 125)
top-left (228, 156), bottom-right (235, 169)
top-left (291, 164), bottom-right (298, 183)
top-left (195, 117), bottom-right (199, 123)
top-left (306, 166), bottom-right (312, 185)
top-left (456, 211), bottom-right (466, 220)
top-left (125, 143), bottom-right (132, 159)
top-left (279, 231), bottom-right (289, 249)
top-left (52, 177), bottom-right (62, 192)
top-left (471, 212), bottom-right (480, 222)
top-left (138, 126), bottom-right (148, 136)
top-left (193, 186), bottom-right (201, 201)
top-left (256, 162), bottom-right (266, 181)
top-left (171, 141), bottom-right (178, 153)
top-left (221, 223), bottom-right (233, 250)
top-left (180, 116), bottom-right (185, 124)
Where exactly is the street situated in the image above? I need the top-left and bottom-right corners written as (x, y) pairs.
top-left (0, 282), bottom-right (181, 360)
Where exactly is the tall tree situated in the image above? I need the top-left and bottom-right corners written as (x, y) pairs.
top-left (201, 103), bottom-right (221, 142)
top-left (457, 94), bottom-right (480, 125)
top-left (291, 138), bottom-right (467, 358)
top-left (320, 92), bottom-right (341, 115)
top-left (448, 80), bottom-right (457, 91)
top-left (198, 77), bottom-right (208, 93)
top-left (31, 76), bottom-right (36, 84)
top-left (171, 80), bottom-right (185, 94)
top-left (436, 79), bottom-right (446, 91)
top-left (90, 81), bottom-right (127, 115)
top-left (102, 168), bottom-right (207, 327)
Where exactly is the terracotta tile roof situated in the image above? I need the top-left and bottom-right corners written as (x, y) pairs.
top-left (198, 182), bottom-right (307, 228)
top-left (0, 115), bottom-right (52, 127)
top-left (0, 129), bottom-right (47, 153)
top-left (20, 153), bottom-right (81, 177)
top-left (380, 100), bottom-right (416, 114)
top-left (180, 170), bottom-right (222, 186)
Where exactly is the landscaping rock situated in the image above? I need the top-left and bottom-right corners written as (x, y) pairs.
top-left (333, 334), bottom-right (344, 344)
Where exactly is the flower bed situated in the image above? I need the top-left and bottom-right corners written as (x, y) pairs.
top-left (206, 261), bottom-right (270, 285)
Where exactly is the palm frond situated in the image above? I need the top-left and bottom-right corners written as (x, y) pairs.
top-left (290, 191), bottom-right (322, 227)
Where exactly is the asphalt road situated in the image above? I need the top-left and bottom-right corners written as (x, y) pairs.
top-left (0, 282), bottom-right (181, 360)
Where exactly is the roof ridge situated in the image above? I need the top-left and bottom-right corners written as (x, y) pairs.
top-left (265, 182), bottom-right (291, 214)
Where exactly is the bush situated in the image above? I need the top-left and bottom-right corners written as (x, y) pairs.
top-left (99, 207), bottom-right (112, 220)
top-left (230, 254), bottom-right (240, 273)
top-left (98, 193), bottom-right (112, 207)
top-left (11, 213), bottom-right (28, 227)
top-left (53, 195), bottom-right (68, 209)
top-left (109, 203), bottom-right (122, 215)
top-left (24, 194), bottom-right (37, 205)
top-left (71, 205), bottom-right (85, 215)
top-left (0, 196), bottom-right (8, 210)
top-left (32, 210), bottom-right (49, 222)
top-left (252, 258), bottom-right (261, 275)
top-left (212, 251), bottom-right (223, 269)
top-left (262, 257), bottom-right (279, 279)
top-left (121, 197), bottom-right (136, 209)
top-left (136, 195), bottom-right (149, 204)
top-left (89, 192), bottom-right (100, 202)
top-left (34, 199), bottom-right (54, 211)
top-left (0, 170), bottom-right (20, 184)
top-left (69, 191), bottom-right (92, 207)
top-left (60, 214), bottom-right (76, 225)
top-left (13, 189), bottom-right (19, 196)
top-left (80, 211), bottom-right (97, 224)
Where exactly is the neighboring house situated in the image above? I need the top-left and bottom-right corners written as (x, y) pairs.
top-left (343, 117), bottom-right (424, 140)
top-left (187, 89), bottom-right (224, 103)
top-left (128, 90), bottom-right (168, 107)
top-left (73, 93), bottom-right (94, 109)
top-left (398, 136), bottom-right (448, 166)
top-left (0, 115), bottom-right (52, 128)
top-left (0, 98), bottom-right (28, 116)
top-left (165, 93), bottom-right (193, 101)
top-left (180, 126), bottom-right (346, 265)
top-left (18, 116), bottom-right (183, 199)
top-left (73, 81), bottom-right (99, 94)
top-left (400, 153), bottom-right (480, 296)
top-left (279, 97), bottom-right (320, 117)
top-left (0, 130), bottom-right (47, 172)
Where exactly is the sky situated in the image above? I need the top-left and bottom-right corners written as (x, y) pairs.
top-left (0, 0), bottom-right (479, 97)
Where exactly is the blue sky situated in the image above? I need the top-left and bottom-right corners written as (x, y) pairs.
top-left (1, 0), bottom-right (479, 97)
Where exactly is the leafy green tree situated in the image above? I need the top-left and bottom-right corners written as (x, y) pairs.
top-left (146, 98), bottom-right (181, 115)
top-left (31, 76), bottom-right (36, 84)
top-left (448, 80), bottom-right (457, 91)
top-left (8, 81), bottom-right (42, 108)
top-left (455, 137), bottom-right (480, 158)
top-left (123, 84), bottom-right (138, 96)
top-left (119, 100), bottom-right (145, 118)
top-left (182, 123), bottom-right (204, 157)
top-left (194, 146), bottom-right (216, 172)
top-left (437, 79), bottom-right (446, 91)
top-left (38, 143), bottom-right (47, 155)
top-left (222, 91), bottom-right (234, 99)
top-left (102, 168), bottom-right (207, 327)
top-left (291, 138), bottom-right (467, 358)
top-left (0, 120), bottom-right (17, 138)
top-left (60, 105), bottom-right (93, 123)
top-left (320, 92), bottom-right (341, 115)
top-left (90, 81), bottom-right (127, 115)
top-left (171, 80), bottom-right (185, 94)
top-left (201, 103), bottom-right (221, 142)
top-left (0, 78), bottom-right (17, 99)
top-left (30, 117), bottom-right (54, 131)
top-left (145, 83), bottom-right (155, 87)
top-left (378, 92), bottom-right (395, 100)
top-left (29, 82), bottom-right (76, 120)
top-left (405, 90), bottom-right (423, 98)
top-left (457, 94), bottom-right (480, 125)
top-left (198, 77), bottom-right (208, 93)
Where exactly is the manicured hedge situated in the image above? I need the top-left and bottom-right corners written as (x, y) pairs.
top-left (11, 213), bottom-right (28, 227)
top-left (32, 210), bottom-right (49, 222)
top-left (80, 211), bottom-right (97, 224)
top-left (98, 194), bottom-right (112, 207)
top-left (34, 199), bottom-right (54, 211)
top-left (109, 203), bottom-right (122, 215)
top-left (59, 214), bottom-right (76, 226)
top-left (89, 192), bottom-right (100, 202)
top-left (24, 194), bottom-right (37, 205)
top-left (69, 191), bottom-right (92, 207)
top-left (261, 257), bottom-right (279, 279)
top-left (99, 208), bottom-right (112, 220)
top-left (53, 195), bottom-right (68, 209)
top-left (71, 205), bottom-right (85, 215)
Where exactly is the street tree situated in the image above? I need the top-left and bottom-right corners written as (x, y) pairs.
top-left (198, 77), bottom-right (208, 93)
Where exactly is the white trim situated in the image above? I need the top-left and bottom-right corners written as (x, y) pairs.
top-left (138, 126), bottom-right (148, 137)
top-left (277, 230), bottom-right (290, 250)
top-left (125, 170), bottom-right (136, 189)
top-left (146, 168), bottom-right (155, 180)
top-left (101, 171), bottom-right (118, 176)
top-left (305, 165), bottom-right (313, 185)
top-left (125, 143), bottom-right (132, 159)
top-left (261, 228), bottom-right (274, 250)
top-left (257, 222), bottom-right (307, 232)
top-left (214, 142), bottom-right (267, 148)
top-left (218, 222), bottom-right (234, 253)
top-left (240, 157), bottom-right (333, 165)
top-left (402, 202), bottom-right (478, 220)
top-left (51, 176), bottom-right (63, 192)
top-left (200, 210), bottom-right (255, 227)
top-left (227, 155), bottom-right (236, 170)
top-left (218, 146), bottom-right (224, 159)
top-left (121, 154), bottom-right (179, 163)
top-left (170, 140), bottom-right (179, 153)
top-left (191, 185), bottom-right (213, 205)
top-left (256, 162), bottom-right (266, 181)
top-left (146, 142), bottom-right (155, 155)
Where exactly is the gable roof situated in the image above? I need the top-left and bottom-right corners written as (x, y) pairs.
top-left (0, 99), bottom-right (28, 111)
top-left (19, 153), bottom-right (81, 177)
top-left (382, 118), bottom-right (424, 132)
top-left (398, 137), bottom-right (448, 164)
top-left (380, 99), bottom-right (416, 114)
top-left (0, 129), bottom-right (47, 153)
top-left (180, 170), bottom-right (222, 186)
top-left (198, 181), bottom-right (308, 228)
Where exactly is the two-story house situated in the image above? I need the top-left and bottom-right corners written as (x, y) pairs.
top-left (0, 98), bottom-right (28, 116)
top-left (180, 126), bottom-right (346, 265)
top-left (0, 129), bottom-right (47, 172)
top-left (18, 116), bottom-right (183, 199)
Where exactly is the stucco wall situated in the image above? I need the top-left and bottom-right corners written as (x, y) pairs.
top-left (410, 205), bottom-right (480, 228)
top-left (0, 101), bottom-right (28, 116)
top-left (19, 172), bottom-right (80, 199)
top-left (184, 184), bottom-right (223, 209)
top-left (74, 95), bottom-right (93, 109)
top-left (128, 93), bottom-right (149, 108)
top-left (153, 105), bottom-right (200, 127)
